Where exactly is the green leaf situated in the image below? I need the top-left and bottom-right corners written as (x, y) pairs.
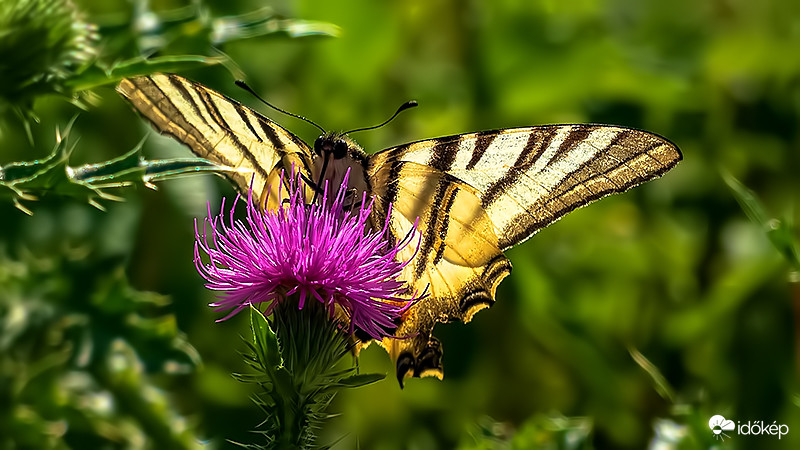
top-left (0, 121), bottom-right (237, 213)
top-left (330, 373), bottom-right (385, 389)
top-left (629, 347), bottom-right (675, 403)
top-left (62, 55), bottom-right (224, 92)
top-left (723, 171), bottom-right (800, 270)
top-left (250, 305), bottom-right (282, 371)
top-left (722, 171), bottom-right (770, 230)
top-left (210, 8), bottom-right (340, 44)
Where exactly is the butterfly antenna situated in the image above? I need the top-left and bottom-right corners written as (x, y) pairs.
top-left (345, 100), bottom-right (418, 134)
top-left (235, 80), bottom-right (325, 133)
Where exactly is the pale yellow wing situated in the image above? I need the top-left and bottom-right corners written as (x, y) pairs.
top-left (117, 73), bottom-right (314, 208)
top-left (368, 124), bottom-right (682, 384)
top-left (383, 125), bottom-right (682, 248)
top-left (367, 162), bottom-right (512, 383)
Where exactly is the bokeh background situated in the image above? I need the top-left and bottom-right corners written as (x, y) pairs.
top-left (2, 0), bottom-right (799, 448)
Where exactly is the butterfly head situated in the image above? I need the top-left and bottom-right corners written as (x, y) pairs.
top-left (312, 98), bottom-right (418, 161)
top-left (311, 133), bottom-right (369, 204)
top-left (313, 133), bottom-right (349, 160)
top-left (313, 132), bottom-right (365, 161)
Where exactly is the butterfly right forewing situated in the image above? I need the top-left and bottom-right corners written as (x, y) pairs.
top-left (117, 74), bottom-right (315, 208)
top-left (376, 124), bottom-right (682, 249)
top-left (367, 124), bottom-right (682, 383)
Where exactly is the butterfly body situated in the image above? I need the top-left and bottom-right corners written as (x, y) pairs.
top-left (117, 73), bottom-right (682, 385)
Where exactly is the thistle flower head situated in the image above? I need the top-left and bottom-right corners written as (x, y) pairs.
top-left (194, 169), bottom-right (421, 340)
top-left (0, 0), bottom-right (98, 104)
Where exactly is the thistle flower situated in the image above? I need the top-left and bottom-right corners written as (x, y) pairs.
top-left (194, 169), bottom-right (421, 340)
top-left (0, 0), bottom-right (98, 106)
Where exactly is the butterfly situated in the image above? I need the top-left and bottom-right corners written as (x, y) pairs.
top-left (117, 73), bottom-right (682, 386)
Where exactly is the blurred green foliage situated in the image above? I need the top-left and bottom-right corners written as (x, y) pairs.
top-left (1, 0), bottom-right (799, 448)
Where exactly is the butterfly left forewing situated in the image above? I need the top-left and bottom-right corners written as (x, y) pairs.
top-left (117, 74), bottom-right (314, 208)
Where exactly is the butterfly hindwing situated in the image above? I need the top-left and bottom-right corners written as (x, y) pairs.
top-left (367, 161), bottom-right (512, 382)
top-left (368, 125), bottom-right (681, 383)
top-left (117, 74), bottom-right (314, 208)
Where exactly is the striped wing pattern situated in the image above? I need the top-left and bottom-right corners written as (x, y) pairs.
top-left (367, 162), bottom-right (512, 381)
top-left (386, 125), bottom-right (682, 249)
top-left (116, 74), bottom-right (314, 208)
top-left (369, 125), bottom-right (682, 382)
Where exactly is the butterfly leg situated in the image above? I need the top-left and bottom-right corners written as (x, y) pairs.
top-left (275, 173), bottom-right (323, 207)
top-left (299, 172), bottom-right (324, 196)
top-left (342, 188), bottom-right (364, 212)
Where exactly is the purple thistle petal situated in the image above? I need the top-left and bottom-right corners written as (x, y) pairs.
top-left (194, 168), bottom-right (424, 340)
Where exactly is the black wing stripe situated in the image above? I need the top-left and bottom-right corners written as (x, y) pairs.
top-left (196, 88), bottom-right (272, 181)
top-left (379, 146), bottom-right (410, 250)
top-left (132, 78), bottom-right (228, 164)
top-left (234, 105), bottom-right (264, 143)
top-left (459, 288), bottom-right (494, 313)
top-left (500, 146), bottom-right (672, 248)
top-left (165, 75), bottom-right (214, 130)
top-left (465, 131), bottom-right (497, 170)
top-left (545, 130), bottom-right (657, 199)
top-left (195, 89), bottom-right (228, 131)
top-left (481, 254), bottom-right (512, 284)
top-left (385, 146), bottom-right (409, 205)
top-left (547, 125), bottom-right (594, 168)
top-left (431, 186), bottom-right (460, 266)
top-left (258, 119), bottom-right (286, 151)
top-left (138, 78), bottom-right (201, 138)
top-left (119, 74), bottom-right (318, 204)
top-left (428, 139), bottom-right (459, 172)
top-left (414, 175), bottom-right (450, 280)
top-left (481, 129), bottom-right (554, 208)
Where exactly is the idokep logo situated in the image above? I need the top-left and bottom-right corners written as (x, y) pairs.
top-left (709, 415), bottom-right (736, 440)
top-left (708, 414), bottom-right (789, 441)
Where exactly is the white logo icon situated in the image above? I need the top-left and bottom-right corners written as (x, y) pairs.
top-left (709, 415), bottom-right (735, 441)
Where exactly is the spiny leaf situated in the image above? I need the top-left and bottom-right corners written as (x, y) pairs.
top-left (0, 121), bottom-right (237, 214)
